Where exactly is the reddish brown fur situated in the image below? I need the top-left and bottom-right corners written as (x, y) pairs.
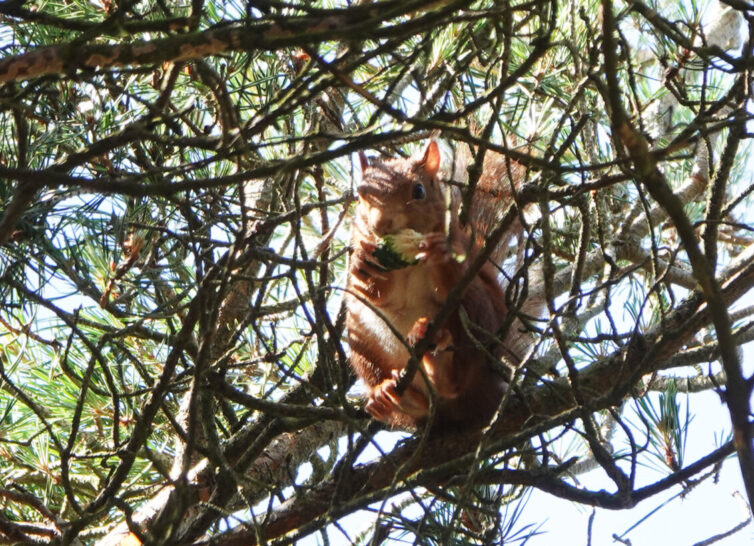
top-left (346, 142), bottom-right (522, 432)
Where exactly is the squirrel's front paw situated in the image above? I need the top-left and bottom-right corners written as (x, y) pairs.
top-left (351, 241), bottom-right (388, 282)
top-left (417, 232), bottom-right (452, 266)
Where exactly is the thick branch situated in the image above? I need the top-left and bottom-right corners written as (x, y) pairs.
top-left (0, 0), bottom-right (467, 84)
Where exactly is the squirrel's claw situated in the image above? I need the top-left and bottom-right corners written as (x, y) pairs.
top-left (408, 316), bottom-right (452, 351)
top-left (416, 232), bottom-right (452, 265)
top-left (351, 243), bottom-right (388, 282)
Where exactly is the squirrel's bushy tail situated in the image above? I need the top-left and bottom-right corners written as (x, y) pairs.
top-left (447, 142), bottom-right (527, 270)
top-left (445, 141), bottom-right (540, 365)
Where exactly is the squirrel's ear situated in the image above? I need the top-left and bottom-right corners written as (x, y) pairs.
top-left (358, 151), bottom-right (370, 171)
top-left (421, 141), bottom-right (441, 178)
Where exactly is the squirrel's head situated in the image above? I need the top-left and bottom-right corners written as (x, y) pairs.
top-left (356, 141), bottom-right (447, 237)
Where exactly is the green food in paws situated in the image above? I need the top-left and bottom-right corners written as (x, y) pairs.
top-left (372, 229), bottom-right (424, 270)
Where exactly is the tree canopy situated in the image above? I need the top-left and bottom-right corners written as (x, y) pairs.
top-left (0, 0), bottom-right (753, 544)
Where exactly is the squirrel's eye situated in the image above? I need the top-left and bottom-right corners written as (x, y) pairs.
top-left (412, 183), bottom-right (426, 200)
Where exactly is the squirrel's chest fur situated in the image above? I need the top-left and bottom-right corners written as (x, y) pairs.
top-left (349, 263), bottom-right (440, 372)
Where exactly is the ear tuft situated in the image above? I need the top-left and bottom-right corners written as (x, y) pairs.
top-left (421, 141), bottom-right (441, 178)
top-left (359, 151), bottom-right (370, 171)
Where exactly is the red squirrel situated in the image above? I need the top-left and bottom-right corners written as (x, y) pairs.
top-left (346, 141), bottom-right (526, 431)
